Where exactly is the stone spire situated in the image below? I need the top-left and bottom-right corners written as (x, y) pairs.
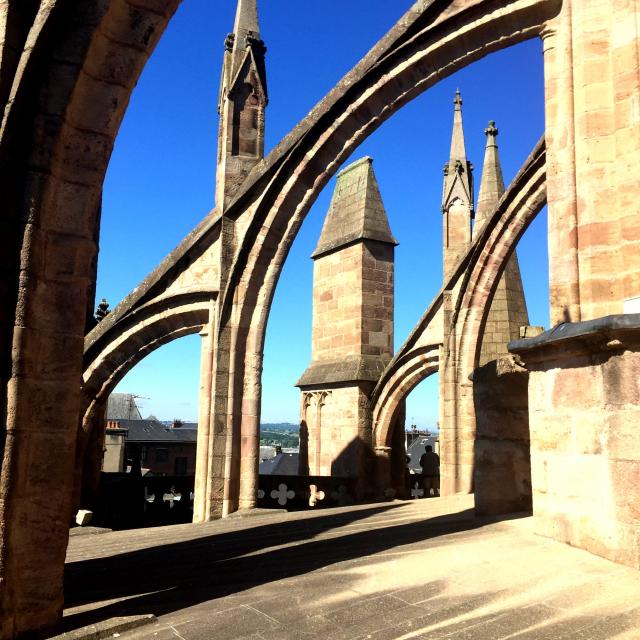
top-left (473, 120), bottom-right (530, 365)
top-left (442, 89), bottom-right (473, 281)
top-left (232, 0), bottom-right (260, 44)
top-left (313, 157), bottom-right (397, 259)
top-left (216, 0), bottom-right (268, 211)
top-left (228, 0), bottom-right (266, 94)
top-left (449, 90), bottom-right (467, 161)
top-left (475, 120), bottom-right (505, 230)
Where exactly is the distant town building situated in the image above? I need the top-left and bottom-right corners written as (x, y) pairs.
top-left (103, 418), bottom-right (198, 476)
top-left (259, 450), bottom-right (300, 475)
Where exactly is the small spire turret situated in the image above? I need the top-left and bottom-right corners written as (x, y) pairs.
top-left (95, 298), bottom-right (110, 322)
top-left (216, 0), bottom-right (268, 211)
top-left (475, 120), bottom-right (505, 232)
top-left (474, 119), bottom-right (530, 365)
top-left (441, 90), bottom-right (473, 281)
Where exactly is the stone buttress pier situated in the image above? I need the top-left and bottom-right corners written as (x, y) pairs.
top-left (439, 94), bottom-right (532, 497)
top-left (508, 0), bottom-right (640, 569)
top-left (297, 157), bottom-right (398, 495)
top-left (194, 0), bottom-right (268, 521)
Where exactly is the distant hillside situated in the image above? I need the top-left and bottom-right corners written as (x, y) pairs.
top-left (260, 423), bottom-right (299, 447)
top-left (261, 422), bottom-right (299, 432)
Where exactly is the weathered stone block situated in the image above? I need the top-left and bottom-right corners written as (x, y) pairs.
top-left (75, 509), bottom-right (93, 526)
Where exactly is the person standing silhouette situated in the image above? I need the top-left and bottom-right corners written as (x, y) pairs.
top-left (419, 445), bottom-right (440, 497)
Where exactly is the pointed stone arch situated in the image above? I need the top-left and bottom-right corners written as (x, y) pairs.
top-left (1, 1), bottom-right (561, 634)
top-left (370, 138), bottom-right (546, 491)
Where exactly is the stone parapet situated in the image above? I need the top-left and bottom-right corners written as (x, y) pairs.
top-left (509, 314), bottom-right (640, 569)
top-left (509, 314), bottom-right (640, 358)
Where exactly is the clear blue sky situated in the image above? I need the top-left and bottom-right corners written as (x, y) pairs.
top-left (100, 0), bottom-right (549, 426)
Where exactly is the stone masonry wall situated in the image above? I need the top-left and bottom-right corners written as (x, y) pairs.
top-left (473, 356), bottom-right (532, 516)
top-left (511, 319), bottom-right (640, 569)
top-left (478, 254), bottom-right (530, 366)
top-left (311, 242), bottom-right (393, 363)
top-left (302, 385), bottom-right (372, 479)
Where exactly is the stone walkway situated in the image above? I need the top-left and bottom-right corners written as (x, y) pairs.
top-left (59, 496), bottom-right (640, 639)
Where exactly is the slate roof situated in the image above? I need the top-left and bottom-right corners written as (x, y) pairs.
top-left (106, 393), bottom-right (143, 420)
top-left (297, 354), bottom-right (389, 387)
top-left (259, 452), bottom-right (300, 476)
top-left (110, 419), bottom-right (198, 444)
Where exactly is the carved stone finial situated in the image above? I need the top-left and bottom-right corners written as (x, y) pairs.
top-left (245, 31), bottom-right (266, 55)
top-left (95, 298), bottom-right (110, 322)
top-left (485, 120), bottom-right (499, 137)
top-left (453, 88), bottom-right (462, 108)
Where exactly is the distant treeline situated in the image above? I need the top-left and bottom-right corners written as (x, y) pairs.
top-left (260, 423), bottom-right (299, 447)
top-left (261, 422), bottom-right (299, 432)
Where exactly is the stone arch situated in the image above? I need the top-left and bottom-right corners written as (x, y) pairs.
top-left (74, 296), bottom-right (210, 513)
top-left (1, 1), bottom-right (561, 632)
top-left (214, 0), bottom-right (561, 507)
top-left (83, 296), bottom-right (211, 406)
top-left (452, 138), bottom-right (547, 377)
top-left (0, 4), bottom-right (184, 633)
top-left (373, 346), bottom-right (440, 450)
top-left (58, 0), bottom-right (560, 514)
top-left (370, 138), bottom-right (546, 483)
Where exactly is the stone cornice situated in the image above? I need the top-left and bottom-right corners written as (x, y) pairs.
top-left (508, 314), bottom-right (640, 363)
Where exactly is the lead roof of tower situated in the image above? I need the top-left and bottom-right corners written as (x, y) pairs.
top-left (312, 157), bottom-right (397, 259)
top-left (442, 89), bottom-right (474, 214)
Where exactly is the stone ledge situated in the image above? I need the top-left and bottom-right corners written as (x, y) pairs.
top-left (49, 614), bottom-right (156, 640)
top-left (68, 526), bottom-right (112, 537)
top-left (297, 355), bottom-right (388, 387)
top-left (508, 314), bottom-right (640, 361)
top-left (312, 234), bottom-right (397, 260)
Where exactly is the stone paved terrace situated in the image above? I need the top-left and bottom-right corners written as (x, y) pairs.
top-left (58, 496), bottom-right (640, 640)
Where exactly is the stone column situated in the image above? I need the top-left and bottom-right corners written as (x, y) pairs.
top-left (0, 207), bottom-right (95, 637)
top-left (542, 13), bottom-right (581, 324)
top-left (298, 394), bottom-right (310, 476)
top-left (542, 0), bottom-right (640, 322)
top-left (78, 399), bottom-right (108, 512)
top-left (239, 344), bottom-right (261, 510)
top-left (194, 320), bottom-right (214, 523)
top-left (389, 402), bottom-right (408, 498)
top-left (439, 292), bottom-right (476, 496)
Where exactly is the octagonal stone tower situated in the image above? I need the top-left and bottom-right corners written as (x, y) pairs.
top-left (297, 157), bottom-right (397, 481)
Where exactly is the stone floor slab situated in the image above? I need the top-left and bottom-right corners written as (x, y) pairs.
top-left (55, 496), bottom-right (640, 640)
